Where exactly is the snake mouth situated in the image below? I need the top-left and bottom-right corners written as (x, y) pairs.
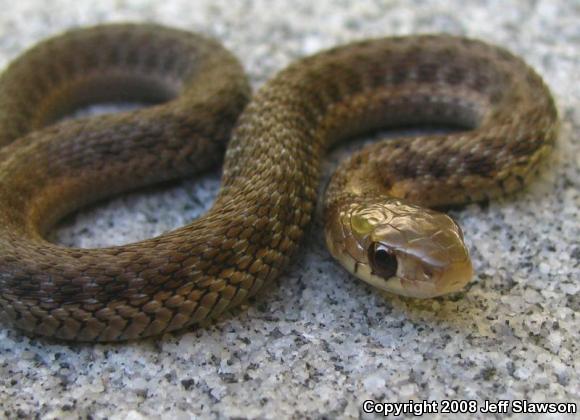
top-left (344, 260), bottom-right (438, 298)
top-left (390, 258), bottom-right (472, 298)
top-left (350, 241), bottom-right (472, 298)
top-left (365, 267), bottom-right (471, 298)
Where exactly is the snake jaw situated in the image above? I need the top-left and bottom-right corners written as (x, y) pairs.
top-left (359, 241), bottom-right (473, 298)
top-left (382, 250), bottom-right (473, 298)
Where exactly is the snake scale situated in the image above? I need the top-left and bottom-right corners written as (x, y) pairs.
top-left (0, 24), bottom-right (557, 341)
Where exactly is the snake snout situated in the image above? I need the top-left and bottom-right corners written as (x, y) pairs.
top-left (435, 258), bottom-right (473, 296)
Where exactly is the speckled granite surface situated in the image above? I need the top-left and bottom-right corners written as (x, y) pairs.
top-left (0, 0), bottom-right (578, 418)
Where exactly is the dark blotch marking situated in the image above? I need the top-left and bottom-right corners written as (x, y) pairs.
top-left (472, 74), bottom-right (491, 93)
top-left (445, 66), bottom-right (465, 85)
top-left (462, 151), bottom-right (497, 176)
top-left (427, 158), bottom-right (451, 178)
top-left (392, 67), bottom-right (408, 85)
top-left (417, 62), bottom-right (439, 83)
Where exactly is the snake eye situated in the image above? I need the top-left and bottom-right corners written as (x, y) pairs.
top-left (368, 243), bottom-right (398, 279)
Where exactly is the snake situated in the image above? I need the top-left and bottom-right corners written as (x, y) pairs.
top-left (0, 24), bottom-right (558, 341)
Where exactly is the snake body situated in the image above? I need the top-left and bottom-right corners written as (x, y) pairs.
top-left (0, 24), bottom-right (557, 341)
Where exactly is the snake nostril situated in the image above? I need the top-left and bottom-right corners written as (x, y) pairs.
top-left (368, 243), bottom-right (398, 279)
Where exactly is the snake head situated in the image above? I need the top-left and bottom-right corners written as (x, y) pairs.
top-left (326, 199), bottom-right (473, 298)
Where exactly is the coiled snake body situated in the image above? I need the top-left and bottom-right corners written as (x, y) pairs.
top-left (0, 24), bottom-right (557, 341)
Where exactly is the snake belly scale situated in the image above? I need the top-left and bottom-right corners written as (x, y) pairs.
top-left (0, 24), bottom-right (557, 341)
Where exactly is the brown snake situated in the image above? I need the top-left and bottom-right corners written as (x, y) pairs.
top-left (0, 24), bottom-right (558, 341)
